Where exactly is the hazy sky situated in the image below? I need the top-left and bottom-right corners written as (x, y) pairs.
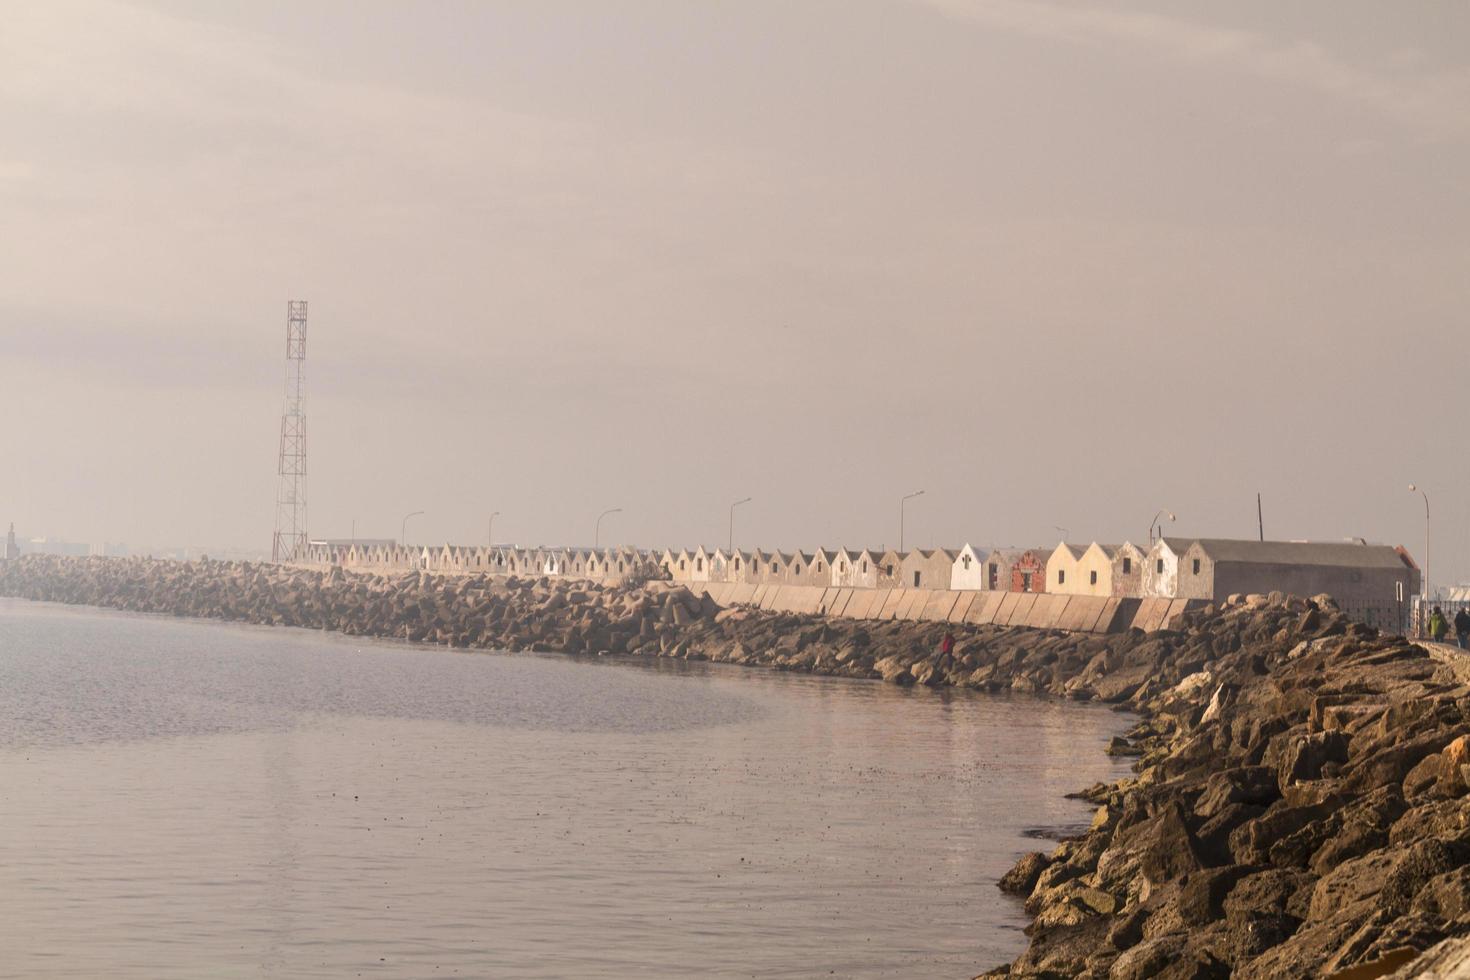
top-left (3, 2), bottom-right (1467, 582)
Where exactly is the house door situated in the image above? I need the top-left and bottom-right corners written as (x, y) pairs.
top-left (1021, 572), bottom-right (1033, 592)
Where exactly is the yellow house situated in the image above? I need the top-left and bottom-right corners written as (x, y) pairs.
top-left (1046, 542), bottom-right (1088, 594)
top-left (1073, 543), bottom-right (1121, 596)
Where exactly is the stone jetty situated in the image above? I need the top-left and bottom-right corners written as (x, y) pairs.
top-left (2, 554), bottom-right (1468, 978)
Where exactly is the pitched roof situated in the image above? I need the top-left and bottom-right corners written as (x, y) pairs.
top-left (1191, 538), bottom-right (1414, 570)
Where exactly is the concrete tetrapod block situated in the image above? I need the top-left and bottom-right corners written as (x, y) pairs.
top-left (1012, 592), bottom-right (1042, 627)
top-left (1084, 597), bottom-right (1118, 632)
top-left (913, 589), bottom-right (942, 620)
top-left (898, 589), bottom-right (929, 621)
top-left (1078, 597), bottom-right (1111, 632)
top-left (1020, 593), bottom-right (1054, 629)
top-left (1056, 596), bottom-right (1096, 632)
top-left (1100, 597), bottom-right (1139, 633)
top-left (1163, 599), bottom-right (1198, 629)
top-left (1149, 599), bottom-right (1177, 632)
top-left (1076, 593), bottom-right (1105, 631)
top-left (878, 589), bottom-right (907, 620)
top-left (1126, 597), bottom-right (1159, 632)
top-left (1033, 594), bottom-right (1067, 630)
top-left (993, 591), bottom-right (1022, 626)
top-left (947, 591), bottom-right (977, 623)
top-left (842, 589), bottom-right (873, 619)
top-left (969, 591), bottom-right (1002, 625)
top-left (1138, 598), bottom-right (1172, 633)
top-left (968, 591), bottom-right (1005, 625)
top-left (922, 590), bottom-right (958, 622)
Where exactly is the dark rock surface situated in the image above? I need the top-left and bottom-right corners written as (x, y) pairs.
top-left (3, 555), bottom-right (1469, 977)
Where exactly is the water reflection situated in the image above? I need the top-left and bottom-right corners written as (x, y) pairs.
top-left (0, 600), bottom-right (1131, 978)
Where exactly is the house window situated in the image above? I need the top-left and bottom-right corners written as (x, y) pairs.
top-left (1156, 559), bottom-right (1164, 574)
top-left (862, 560), bottom-right (868, 573)
top-left (885, 564), bottom-right (893, 575)
top-left (962, 555), bottom-right (971, 569)
top-left (771, 562), bottom-right (778, 574)
top-left (817, 562), bottom-right (824, 573)
top-left (1021, 572), bottom-right (1033, 592)
top-left (839, 561), bottom-right (847, 572)
top-left (913, 571), bottom-right (921, 587)
top-left (1058, 569), bottom-right (1066, 585)
top-left (1122, 557), bottom-right (1131, 575)
top-left (794, 564), bottom-right (802, 575)
top-left (1090, 570), bottom-right (1098, 585)
top-left (696, 557), bottom-right (703, 571)
top-left (1192, 559), bottom-right (1200, 574)
top-left (735, 558), bottom-right (741, 570)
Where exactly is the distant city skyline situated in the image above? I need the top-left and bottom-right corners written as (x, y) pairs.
top-left (2, 1), bottom-right (1467, 583)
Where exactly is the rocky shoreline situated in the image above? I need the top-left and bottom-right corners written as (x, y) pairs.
top-left (2, 554), bottom-right (1468, 977)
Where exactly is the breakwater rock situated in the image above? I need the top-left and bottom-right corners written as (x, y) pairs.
top-left (2, 555), bottom-right (1468, 978)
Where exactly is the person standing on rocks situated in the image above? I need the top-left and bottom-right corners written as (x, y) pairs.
top-left (1454, 607), bottom-right (1470, 649)
top-left (1429, 606), bottom-right (1449, 642)
top-left (940, 632), bottom-right (955, 658)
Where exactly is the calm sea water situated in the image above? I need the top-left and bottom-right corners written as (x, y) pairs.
top-left (0, 599), bottom-right (1130, 979)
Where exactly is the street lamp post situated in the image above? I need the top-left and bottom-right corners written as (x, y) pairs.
top-left (595, 508), bottom-right (622, 550)
top-left (400, 510), bottom-right (424, 546)
top-left (1149, 509), bottom-right (1176, 544)
top-left (1054, 525), bottom-right (1070, 542)
top-left (1409, 485), bottom-right (1429, 600)
top-left (900, 490), bottom-right (925, 552)
top-left (728, 497), bottom-right (752, 554)
top-left (487, 512), bottom-right (500, 547)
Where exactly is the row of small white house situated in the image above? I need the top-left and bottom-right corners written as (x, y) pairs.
top-left (299, 542), bottom-right (663, 580)
top-left (659, 537), bottom-right (1418, 606)
top-left (298, 537), bottom-right (1418, 628)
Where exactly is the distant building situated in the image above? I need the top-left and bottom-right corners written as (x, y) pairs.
top-left (2, 524), bottom-right (16, 560)
top-left (900, 548), bottom-right (954, 590)
top-left (1009, 549), bottom-right (1049, 593)
top-left (1052, 542), bottom-right (1121, 597)
top-left (1143, 538), bottom-right (1189, 598)
top-left (1110, 542), bottom-right (1148, 597)
top-left (982, 549), bottom-right (1022, 591)
top-left (1177, 539), bottom-right (1419, 629)
top-left (1046, 542), bottom-right (1088, 594)
top-left (951, 543), bottom-right (989, 590)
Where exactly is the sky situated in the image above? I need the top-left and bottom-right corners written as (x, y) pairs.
top-left (1, 1), bottom-right (1467, 584)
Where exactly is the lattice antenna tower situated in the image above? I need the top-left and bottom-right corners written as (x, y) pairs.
top-left (271, 300), bottom-right (308, 561)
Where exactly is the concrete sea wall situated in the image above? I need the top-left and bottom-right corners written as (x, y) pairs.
top-left (679, 580), bottom-right (1207, 634)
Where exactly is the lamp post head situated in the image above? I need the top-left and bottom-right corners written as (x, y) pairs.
top-left (1408, 484), bottom-right (1417, 493)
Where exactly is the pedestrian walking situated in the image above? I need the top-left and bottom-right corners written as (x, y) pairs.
top-left (1454, 607), bottom-right (1470, 649)
top-left (1429, 606), bottom-right (1449, 642)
